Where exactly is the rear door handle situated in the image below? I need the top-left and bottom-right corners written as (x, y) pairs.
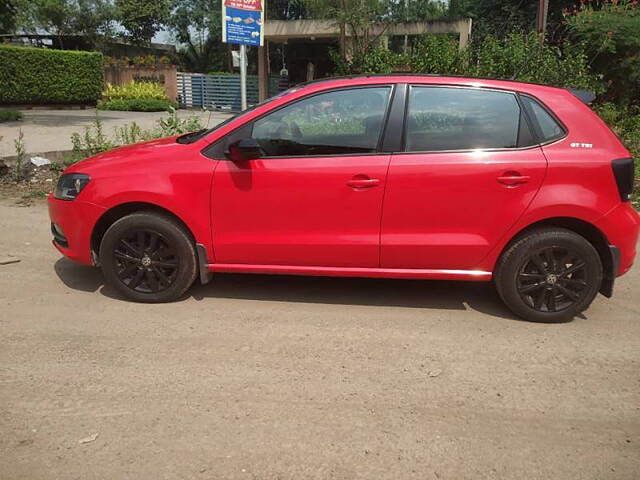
top-left (497, 174), bottom-right (531, 186)
top-left (347, 178), bottom-right (380, 188)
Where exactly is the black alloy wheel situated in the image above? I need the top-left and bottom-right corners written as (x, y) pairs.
top-left (100, 212), bottom-right (198, 303)
top-left (495, 228), bottom-right (603, 323)
top-left (517, 246), bottom-right (588, 313)
top-left (114, 229), bottom-right (178, 294)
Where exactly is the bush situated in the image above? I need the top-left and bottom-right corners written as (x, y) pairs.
top-left (594, 102), bottom-right (640, 208)
top-left (0, 45), bottom-right (103, 105)
top-left (409, 32), bottom-right (602, 93)
top-left (102, 81), bottom-right (168, 101)
top-left (0, 109), bottom-right (22, 122)
top-left (67, 108), bottom-right (204, 163)
top-left (408, 34), bottom-right (470, 76)
top-left (330, 46), bottom-right (403, 75)
top-left (566, 1), bottom-right (640, 105)
top-left (98, 98), bottom-right (177, 111)
top-left (97, 80), bottom-right (174, 111)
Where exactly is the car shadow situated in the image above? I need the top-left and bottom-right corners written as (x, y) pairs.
top-left (53, 257), bottom-right (521, 321)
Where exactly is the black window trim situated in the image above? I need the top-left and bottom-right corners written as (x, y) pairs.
top-left (380, 83), bottom-right (407, 153)
top-left (517, 93), bottom-right (569, 146)
top-left (203, 83), bottom-right (397, 160)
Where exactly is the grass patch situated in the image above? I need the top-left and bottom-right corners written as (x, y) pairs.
top-left (0, 109), bottom-right (22, 122)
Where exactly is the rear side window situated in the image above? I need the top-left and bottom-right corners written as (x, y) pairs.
top-left (252, 86), bottom-right (392, 157)
top-left (520, 96), bottom-right (565, 143)
top-left (405, 86), bottom-right (531, 152)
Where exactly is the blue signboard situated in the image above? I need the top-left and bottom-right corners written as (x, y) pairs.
top-left (222, 3), bottom-right (264, 47)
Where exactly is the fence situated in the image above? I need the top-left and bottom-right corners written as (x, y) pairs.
top-left (177, 73), bottom-right (280, 112)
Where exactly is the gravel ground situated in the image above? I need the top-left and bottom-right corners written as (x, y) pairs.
top-left (1, 200), bottom-right (639, 479)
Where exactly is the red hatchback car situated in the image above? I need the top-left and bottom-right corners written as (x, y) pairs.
top-left (48, 75), bottom-right (638, 322)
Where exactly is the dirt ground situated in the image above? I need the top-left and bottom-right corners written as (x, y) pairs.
top-left (1, 199), bottom-right (639, 480)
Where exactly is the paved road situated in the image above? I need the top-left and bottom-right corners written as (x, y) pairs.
top-left (0, 109), bottom-right (232, 157)
top-left (1, 200), bottom-right (639, 479)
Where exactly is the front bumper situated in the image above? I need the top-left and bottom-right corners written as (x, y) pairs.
top-left (47, 194), bottom-right (106, 266)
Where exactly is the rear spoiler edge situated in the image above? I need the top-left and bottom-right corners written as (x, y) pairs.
top-left (567, 88), bottom-right (597, 105)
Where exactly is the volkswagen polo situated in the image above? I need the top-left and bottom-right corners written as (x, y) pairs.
top-left (48, 75), bottom-right (639, 322)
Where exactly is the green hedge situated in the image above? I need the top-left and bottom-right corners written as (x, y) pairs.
top-left (0, 45), bottom-right (103, 105)
top-left (97, 98), bottom-right (178, 112)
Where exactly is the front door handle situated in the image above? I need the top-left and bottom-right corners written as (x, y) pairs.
top-left (497, 173), bottom-right (531, 186)
top-left (347, 178), bottom-right (380, 189)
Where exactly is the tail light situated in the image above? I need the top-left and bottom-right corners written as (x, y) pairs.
top-left (611, 158), bottom-right (634, 202)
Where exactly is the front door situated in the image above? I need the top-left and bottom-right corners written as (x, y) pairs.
top-left (212, 86), bottom-right (393, 267)
top-left (381, 85), bottom-right (548, 270)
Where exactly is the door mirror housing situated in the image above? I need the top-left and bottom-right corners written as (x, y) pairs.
top-left (226, 138), bottom-right (262, 161)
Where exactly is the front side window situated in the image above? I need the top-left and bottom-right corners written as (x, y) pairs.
top-left (251, 86), bottom-right (392, 157)
top-left (405, 86), bottom-right (527, 152)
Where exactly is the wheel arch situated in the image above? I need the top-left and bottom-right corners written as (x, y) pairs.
top-left (90, 202), bottom-right (196, 256)
top-left (497, 216), bottom-right (615, 296)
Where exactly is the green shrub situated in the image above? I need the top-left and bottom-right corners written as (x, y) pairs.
top-left (0, 109), bottom-right (22, 122)
top-left (594, 102), bottom-right (640, 208)
top-left (97, 80), bottom-right (174, 111)
top-left (408, 32), bottom-right (602, 92)
top-left (0, 45), bottom-right (103, 105)
top-left (408, 34), bottom-right (470, 76)
top-left (102, 81), bottom-right (168, 101)
top-left (330, 45), bottom-right (403, 75)
top-left (66, 109), bottom-right (204, 163)
top-left (470, 33), bottom-right (602, 92)
top-left (566, 1), bottom-right (640, 105)
top-left (97, 98), bottom-right (177, 112)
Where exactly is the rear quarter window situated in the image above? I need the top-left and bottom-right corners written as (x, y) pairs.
top-left (520, 96), bottom-right (566, 143)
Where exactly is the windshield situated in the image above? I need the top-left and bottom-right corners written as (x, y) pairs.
top-left (176, 88), bottom-right (300, 144)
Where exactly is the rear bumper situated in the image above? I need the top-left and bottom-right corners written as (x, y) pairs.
top-left (596, 203), bottom-right (640, 277)
top-left (47, 194), bottom-right (106, 266)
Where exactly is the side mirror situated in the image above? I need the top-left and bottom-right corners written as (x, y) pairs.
top-left (226, 138), bottom-right (262, 161)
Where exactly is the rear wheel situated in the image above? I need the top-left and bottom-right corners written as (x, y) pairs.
top-left (99, 212), bottom-right (198, 302)
top-left (495, 228), bottom-right (603, 323)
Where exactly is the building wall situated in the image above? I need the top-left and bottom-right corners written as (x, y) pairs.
top-left (103, 65), bottom-right (177, 102)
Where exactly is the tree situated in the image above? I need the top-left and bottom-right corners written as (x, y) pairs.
top-left (116, 0), bottom-right (171, 45)
top-left (15, 0), bottom-right (116, 49)
top-left (450, 1), bottom-right (604, 42)
top-left (17, 0), bottom-right (75, 47)
top-left (0, 0), bottom-right (19, 33)
top-left (168, 0), bottom-right (228, 73)
top-left (267, 0), bottom-right (307, 20)
top-left (566, 1), bottom-right (640, 104)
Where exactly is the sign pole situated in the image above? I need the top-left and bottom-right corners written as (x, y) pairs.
top-left (222, 0), bottom-right (264, 111)
top-left (239, 44), bottom-right (247, 111)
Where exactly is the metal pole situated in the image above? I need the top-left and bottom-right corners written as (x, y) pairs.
top-left (240, 44), bottom-right (247, 111)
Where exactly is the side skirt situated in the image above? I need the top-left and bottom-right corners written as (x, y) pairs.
top-left (207, 263), bottom-right (492, 281)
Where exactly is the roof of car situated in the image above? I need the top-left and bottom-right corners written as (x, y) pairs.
top-left (296, 73), bottom-right (570, 94)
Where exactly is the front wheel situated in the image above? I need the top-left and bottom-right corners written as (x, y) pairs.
top-left (99, 212), bottom-right (198, 303)
top-left (495, 228), bottom-right (603, 323)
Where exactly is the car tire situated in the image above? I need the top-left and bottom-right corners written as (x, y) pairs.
top-left (99, 211), bottom-right (198, 303)
top-left (495, 228), bottom-right (603, 323)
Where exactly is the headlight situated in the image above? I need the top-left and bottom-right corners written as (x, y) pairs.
top-left (54, 174), bottom-right (91, 201)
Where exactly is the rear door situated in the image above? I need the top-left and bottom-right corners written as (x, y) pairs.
top-left (381, 85), bottom-right (548, 270)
